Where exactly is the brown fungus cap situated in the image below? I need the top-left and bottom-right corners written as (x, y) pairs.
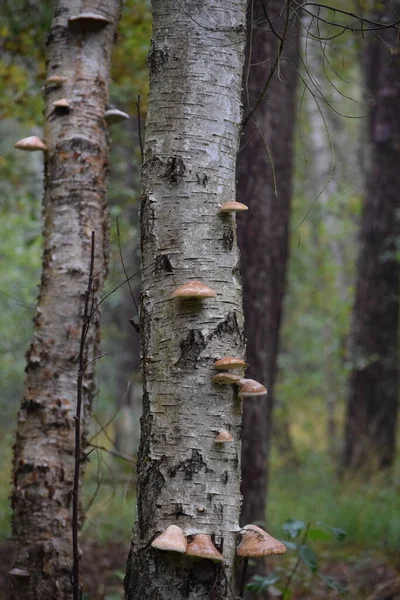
top-left (212, 372), bottom-right (242, 385)
top-left (172, 280), bottom-right (216, 299)
top-left (238, 378), bottom-right (267, 397)
top-left (53, 98), bottom-right (70, 109)
top-left (186, 534), bottom-right (223, 563)
top-left (46, 75), bottom-right (67, 85)
top-left (151, 525), bottom-right (187, 553)
top-left (237, 524), bottom-right (287, 557)
top-left (15, 136), bottom-right (47, 152)
top-left (214, 357), bottom-right (248, 370)
top-left (215, 430), bottom-right (233, 443)
top-left (219, 201), bottom-right (248, 213)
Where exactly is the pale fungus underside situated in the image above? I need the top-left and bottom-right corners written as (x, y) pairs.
top-left (14, 136), bottom-right (47, 152)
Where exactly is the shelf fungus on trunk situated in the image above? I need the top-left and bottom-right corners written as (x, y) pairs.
top-left (105, 107), bottom-right (130, 124)
top-left (237, 378), bottom-right (267, 397)
top-left (219, 201), bottom-right (248, 213)
top-left (53, 98), bottom-right (70, 110)
top-left (212, 372), bottom-right (242, 385)
top-left (171, 280), bottom-right (217, 299)
top-left (46, 75), bottom-right (67, 85)
top-left (214, 357), bottom-right (248, 370)
top-left (186, 534), bottom-right (224, 563)
top-left (68, 12), bottom-right (111, 32)
top-left (151, 525), bottom-right (188, 554)
top-left (236, 524), bottom-right (287, 557)
top-left (215, 430), bottom-right (234, 443)
top-left (14, 136), bottom-right (47, 152)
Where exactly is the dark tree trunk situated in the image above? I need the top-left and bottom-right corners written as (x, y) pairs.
top-left (343, 2), bottom-right (400, 475)
top-left (237, 0), bottom-right (300, 530)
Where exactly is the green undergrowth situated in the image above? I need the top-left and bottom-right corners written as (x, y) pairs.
top-left (268, 448), bottom-right (400, 553)
top-left (0, 434), bottom-right (398, 557)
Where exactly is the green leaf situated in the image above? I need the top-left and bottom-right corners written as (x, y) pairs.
top-left (246, 574), bottom-right (280, 593)
top-left (319, 573), bottom-right (348, 593)
top-left (299, 544), bottom-right (318, 572)
top-left (316, 522), bottom-right (347, 542)
top-left (282, 519), bottom-right (306, 539)
top-left (281, 540), bottom-right (298, 551)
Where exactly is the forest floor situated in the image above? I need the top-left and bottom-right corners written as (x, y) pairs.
top-left (0, 540), bottom-right (399, 599)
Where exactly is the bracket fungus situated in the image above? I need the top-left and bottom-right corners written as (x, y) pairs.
top-left (15, 136), bottom-right (47, 152)
top-left (46, 75), bottom-right (67, 85)
top-left (151, 525), bottom-right (187, 554)
top-left (53, 98), bottom-right (70, 109)
top-left (68, 12), bottom-right (111, 32)
top-left (219, 201), bottom-right (248, 213)
top-left (215, 430), bottom-right (233, 443)
top-left (212, 372), bottom-right (242, 385)
top-left (237, 524), bottom-right (287, 557)
top-left (172, 280), bottom-right (216, 299)
top-left (105, 107), bottom-right (130, 124)
top-left (214, 357), bottom-right (247, 370)
top-left (186, 534), bottom-right (223, 563)
top-left (237, 378), bottom-right (267, 397)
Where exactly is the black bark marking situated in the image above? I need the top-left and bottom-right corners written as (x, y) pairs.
top-left (137, 456), bottom-right (166, 537)
top-left (222, 226), bottom-right (234, 251)
top-left (168, 449), bottom-right (211, 480)
top-left (155, 254), bottom-right (173, 273)
top-left (164, 156), bottom-right (186, 184)
top-left (196, 173), bottom-right (208, 187)
top-left (208, 311), bottom-right (245, 347)
top-left (149, 46), bottom-right (168, 73)
top-left (175, 329), bottom-right (206, 369)
top-left (222, 470), bottom-right (229, 484)
top-left (140, 195), bottom-right (156, 255)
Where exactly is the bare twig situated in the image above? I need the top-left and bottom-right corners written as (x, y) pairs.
top-left (72, 231), bottom-right (96, 600)
top-left (242, 0), bottom-right (291, 127)
top-left (88, 442), bottom-right (136, 464)
top-left (116, 216), bottom-right (139, 316)
top-left (282, 523), bottom-right (311, 596)
top-left (136, 95), bottom-right (144, 164)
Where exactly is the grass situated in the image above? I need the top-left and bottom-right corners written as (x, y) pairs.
top-left (0, 426), bottom-right (399, 559)
top-left (268, 447), bottom-right (400, 553)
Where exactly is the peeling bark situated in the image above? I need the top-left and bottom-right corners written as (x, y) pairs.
top-left (124, 1), bottom-right (247, 598)
top-left (343, 2), bottom-right (400, 475)
top-left (10, 1), bottom-right (121, 598)
top-left (237, 0), bottom-right (300, 528)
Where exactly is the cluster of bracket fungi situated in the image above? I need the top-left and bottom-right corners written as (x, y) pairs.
top-left (152, 524), bottom-right (287, 564)
top-left (13, 8), bottom-right (286, 573)
top-left (168, 282), bottom-right (285, 563)
top-left (14, 13), bottom-right (130, 155)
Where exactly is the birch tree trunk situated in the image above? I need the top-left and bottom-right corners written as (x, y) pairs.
top-left (343, 1), bottom-right (400, 475)
top-left (237, 0), bottom-right (300, 528)
top-left (124, 1), bottom-right (247, 598)
top-left (10, 1), bottom-right (121, 598)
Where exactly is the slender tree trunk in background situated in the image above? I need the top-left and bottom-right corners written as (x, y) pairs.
top-left (343, 2), bottom-right (400, 475)
top-left (237, 0), bottom-right (300, 529)
top-left (124, 1), bottom-right (247, 598)
top-left (10, 1), bottom-right (121, 598)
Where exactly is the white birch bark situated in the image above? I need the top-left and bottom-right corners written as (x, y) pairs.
top-left (125, 1), bottom-right (247, 598)
top-left (10, 1), bottom-right (121, 598)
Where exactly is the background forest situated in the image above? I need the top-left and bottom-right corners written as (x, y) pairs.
top-left (0, 0), bottom-right (399, 599)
